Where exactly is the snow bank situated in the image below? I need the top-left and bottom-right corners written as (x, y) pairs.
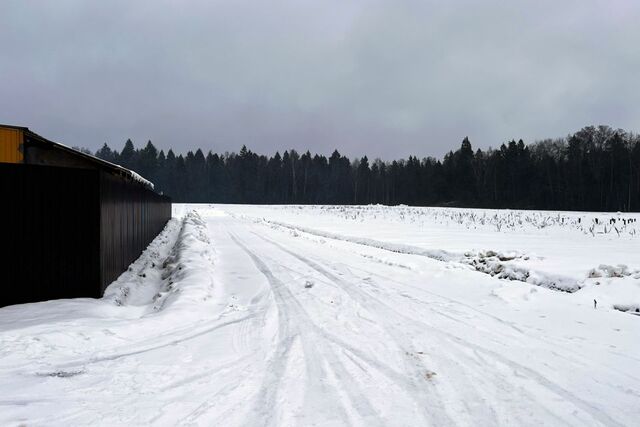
top-left (259, 218), bottom-right (455, 262)
top-left (588, 264), bottom-right (640, 279)
top-left (103, 217), bottom-right (183, 307)
top-left (151, 210), bottom-right (216, 312)
top-left (104, 210), bottom-right (215, 313)
top-left (463, 251), bottom-right (581, 292)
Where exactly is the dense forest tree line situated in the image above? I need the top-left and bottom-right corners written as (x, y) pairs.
top-left (93, 125), bottom-right (640, 212)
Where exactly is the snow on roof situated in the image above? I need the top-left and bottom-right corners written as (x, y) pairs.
top-left (11, 125), bottom-right (156, 190)
top-left (44, 138), bottom-right (156, 189)
top-left (127, 169), bottom-right (155, 190)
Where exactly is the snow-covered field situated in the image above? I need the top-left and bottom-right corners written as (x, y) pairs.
top-left (1, 204), bottom-right (639, 426)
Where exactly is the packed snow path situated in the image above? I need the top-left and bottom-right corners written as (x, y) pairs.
top-left (0, 205), bottom-right (638, 426)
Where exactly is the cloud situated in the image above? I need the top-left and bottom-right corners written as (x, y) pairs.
top-left (1, 0), bottom-right (639, 158)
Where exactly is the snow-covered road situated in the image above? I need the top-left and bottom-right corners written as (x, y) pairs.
top-left (1, 205), bottom-right (638, 426)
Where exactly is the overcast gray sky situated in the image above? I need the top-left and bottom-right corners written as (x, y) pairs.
top-left (1, 0), bottom-right (639, 158)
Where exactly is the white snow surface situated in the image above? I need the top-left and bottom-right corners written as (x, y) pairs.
top-left (0, 204), bottom-right (638, 426)
top-left (127, 169), bottom-right (155, 190)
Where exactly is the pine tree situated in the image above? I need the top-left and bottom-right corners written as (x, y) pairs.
top-left (120, 139), bottom-right (136, 170)
top-left (95, 143), bottom-right (117, 163)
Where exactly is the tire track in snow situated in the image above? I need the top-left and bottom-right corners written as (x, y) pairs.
top-left (259, 218), bottom-right (640, 397)
top-left (253, 231), bottom-right (628, 427)
top-left (252, 233), bottom-right (471, 425)
top-left (335, 256), bottom-right (640, 403)
top-left (344, 263), bottom-right (640, 388)
top-left (229, 232), bottom-right (382, 426)
top-left (228, 232), bottom-right (299, 427)
top-left (34, 313), bottom-right (256, 373)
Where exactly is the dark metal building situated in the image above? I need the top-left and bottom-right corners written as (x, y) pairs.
top-left (0, 124), bottom-right (171, 307)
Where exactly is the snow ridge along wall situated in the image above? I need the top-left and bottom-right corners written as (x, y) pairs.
top-left (104, 210), bottom-right (216, 314)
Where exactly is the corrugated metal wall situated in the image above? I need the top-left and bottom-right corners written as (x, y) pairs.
top-left (99, 172), bottom-right (172, 292)
top-left (1, 163), bottom-right (100, 306)
top-left (0, 127), bottom-right (24, 163)
top-left (0, 163), bottom-right (171, 307)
